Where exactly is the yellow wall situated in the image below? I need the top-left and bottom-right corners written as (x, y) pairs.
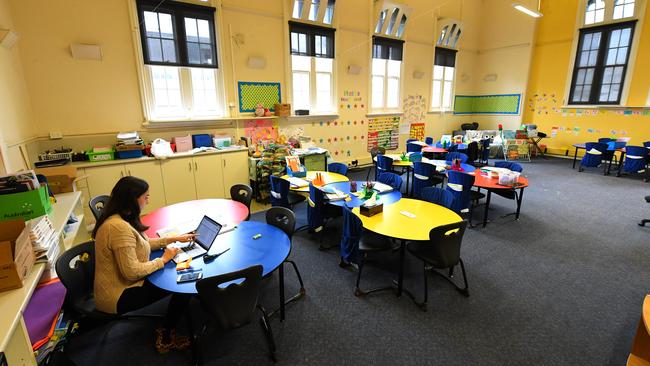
top-left (4, 0), bottom-right (539, 165)
top-left (0, 0), bottom-right (35, 173)
top-left (525, 0), bottom-right (650, 154)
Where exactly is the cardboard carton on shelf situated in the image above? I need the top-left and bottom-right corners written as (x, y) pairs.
top-left (0, 220), bottom-right (36, 293)
top-left (35, 165), bottom-right (87, 194)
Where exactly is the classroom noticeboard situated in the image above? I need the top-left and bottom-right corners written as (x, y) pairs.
top-left (238, 81), bottom-right (281, 113)
top-left (454, 94), bottom-right (521, 115)
top-left (367, 116), bottom-right (400, 152)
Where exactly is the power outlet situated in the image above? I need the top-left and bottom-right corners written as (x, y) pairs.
top-left (49, 131), bottom-right (63, 139)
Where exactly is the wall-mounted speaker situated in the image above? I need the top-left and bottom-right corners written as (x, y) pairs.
top-left (0, 29), bottom-right (19, 50)
top-left (483, 73), bottom-right (498, 82)
top-left (412, 70), bottom-right (425, 79)
top-left (347, 64), bottom-right (361, 75)
top-left (70, 43), bottom-right (102, 60)
top-left (247, 56), bottom-right (266, 69)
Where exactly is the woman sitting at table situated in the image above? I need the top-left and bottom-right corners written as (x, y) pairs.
top-left (92, 176), bottom-right (193, 354)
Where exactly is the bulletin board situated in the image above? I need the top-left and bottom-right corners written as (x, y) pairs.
top-left (409, 123), bottom-right (425, 141)
top-left (238, 81), bottom-right (281, 113)
top-left (402, 95), bottom-right (427, 135)
top-left (454, 94), bottom-right (521, 115)
top-left (244, 119), bottom-right (278, 143)
top-left (367, 116), bottom-right (400, 152)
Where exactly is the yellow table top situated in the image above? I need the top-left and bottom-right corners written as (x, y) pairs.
top-left (352, 198), bottom-right (462, 241)
top-left (383, 154), bottom-right (412, 167)
top-left (281, 171), bottom-right (349, 192)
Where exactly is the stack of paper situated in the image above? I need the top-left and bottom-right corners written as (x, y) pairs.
top-left (371, 182), bottom-right (394, 193)
top-left (27, 215), bottom-right (60, 267)
top-left (321, 186), bottom-right (348, 201)
top-left (287, 177), bottom-right (309, 188)
top-left (116, 131), bottom-right (144, 150)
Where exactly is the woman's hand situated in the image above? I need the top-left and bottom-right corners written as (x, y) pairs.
top-left (169, 233), bottom-right (195, 244)
top-left (161, 247), bottom-right (180, 264)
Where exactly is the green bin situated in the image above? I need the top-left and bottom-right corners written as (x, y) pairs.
top-left (0, 186), bottom-right (53, 222)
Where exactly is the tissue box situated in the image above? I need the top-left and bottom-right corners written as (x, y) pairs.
top-left (173, 136), bottom-right (193, 152)
top-left (360, 203), bottom-right (383, 217)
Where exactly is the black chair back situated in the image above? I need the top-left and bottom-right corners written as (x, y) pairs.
top-left (465, 141), bottom-right (479, 163)
top-left (265, 207), bottom-right (296, 239)
top-left (230, 184), bottom-right (253, 220)
top-left (426, 221), bottom-right (468, 268)
top-left (55, 241), bottom-right (95, 313)
top-left (89, 195), bottom-right (110, 221)
top-left (196, 265), bottom-right (263, 330)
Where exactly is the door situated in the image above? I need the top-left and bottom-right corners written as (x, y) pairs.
top-left (221, 151), bottom-right (249, 197)
top-left (160, 158), bottom-right (197, 205)
top-left (126, 160), bottom-right (166, 214)
top-left (85, 164), bottom-right (125, 200)
top-left (193, 154), bottom-right (224, 199)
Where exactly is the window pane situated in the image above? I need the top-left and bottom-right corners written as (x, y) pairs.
top-left (191, 68), bottom-right (220, 115)
top-left (585, 0), bottom-right (605, 25)
top-left (614, 0), bottom-right (635, 19)
top-left (577, 69), bottom-right (586, 84)
top-left (292, 72), bottom-right (311, 110)
top-left (150, 66), bottom-right (183, 117)
top-left (444, 66), bottom-right (454, 81)
top-left (585, 68), bottom-right (594, 84)
top-left (387, 60), bottom-right (400, 77)
top-left (588, 50), bottom-right (598, 66)
top-left (324, 0), bottom-right (335, 24)
top-left (309, 0), bottom-right (320, 21)
top-left (293, 0), bottom-right (304, 18)
top-left (397, 15), bottom-right (407, 38)
top-left (442, 81), bottom-right (453, 108)
top-left (602, 67), bottom-right (613, 84)
top-left (188, 42), bottom-right (200, 64)
top-left (573, 85), bottom-right (583, 101)
top-left (197, 20), bottom-right (210, 42)
top-left (315, 57), bottom-right (332, 72)
top-left (386, 8), bottom-right (399, 35)
top-left (299, 34), bottom-right (307, 53)
top-left (372, 76), bottom-right (384, 108)
top-left (582, 34), bottom-right (592, 51)
top-left (292, 55), bottom-right (311, 71)
top-left (609, 84), bottom-right (620, 101)
top-left (376, 10), bottom-right (387, 33)
top-left (372, 58), bottom-right (386, 76)
top-left (185, 18), bottom-right (198, 42)
top-left (599, 84), bottom-right (610, 101)
top-left (433, 65), bottom-right (443, 80)
top-left (159, 13), bottom-right (174, 39)
top-left (431, 80), bottom-right (441, 108)
top-left (612, 66), bottom-right (623, 83)
top-left (316, 72), bottom-right (331, 111)
top-left (386, 77), bottom-right (399, 107)
top-left (199, 43), bottom-right (213, 64)
top-left (144, 12), bottom-right (160, 36)
top-left (161, 39), bottom-right (177, 62)
top-left (620, 28), bottom-right (631, 46)
top-left (438, 26), bottom-right (448, 45)
top-left (148, 38), bottom-right (163, 62)
top-left (616, 47), bottom-right (628, 64)
top-left (582, 85), bottom-right (591, 101)
top-left (291, 33), bottom-right (299, 53)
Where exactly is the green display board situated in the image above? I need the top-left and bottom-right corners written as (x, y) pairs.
top-left (454, 94), bottom-right (521, 115)
top-left (238, 81), bottom-right (281, 112)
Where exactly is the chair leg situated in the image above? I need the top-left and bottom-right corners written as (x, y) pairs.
top-left (354, 256), bottom-right (365, 297)
top-left (639, 219), bottom-right (650, 227)
top-left (258, 306), bottom-right (277, 362)
top-left (286, 260), bottom-right (306, 296)
top-left (421, 262), bottom-right (428, 311)
top-left (457, 259), bottom-right (469, 297)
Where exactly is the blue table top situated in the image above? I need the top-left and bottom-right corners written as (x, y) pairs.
top-left (148, 221), bottom-right (290, 294)
top-left (322, 181), bottom-right (402, 208)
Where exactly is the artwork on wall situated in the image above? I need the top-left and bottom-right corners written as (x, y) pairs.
top-left (279, 127), bottom-right (305, 140)
top-left (244, 119), bottom-right (278, 142)
top-left (454, 94), bottom-right (521, 115)
top-left (402, 95), bottom-right (426, 136)
top-left (339, 90), bottom-right (364, 109)
top-left (238, 81), bottom-right (281, 112)
top-left (367, 116), bottom-right (400, 152)
top-left (409, 123), bottom-right (425, 141)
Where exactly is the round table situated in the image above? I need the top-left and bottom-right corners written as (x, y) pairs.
top-left (323, 181), bottom-right (402, 208)
top-left (422, 146), bottom-right (448, 153)
top-left (142, 199), bottom-right (249, 234)
top-left (281, 171), bottom-right (349, 193)
top-left (352, 198), bottom-right (462, 297)
top-left (470, 171), bottom-right (529, 227)
top-left (424, 159), bottom-right (477, 173)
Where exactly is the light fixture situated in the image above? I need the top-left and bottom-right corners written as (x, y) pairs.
top-left (512, 1), bottom-right (543, 18)
top-left (412, 70), bottom-right (424, 79)
top-left (347, 64), bottom-right (361, 75)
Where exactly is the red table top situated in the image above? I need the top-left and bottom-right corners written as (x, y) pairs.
top-left (422, 146), bottom-right (448, 153)
top-left (142, 199), bottom-right (249, 238)
top-left (470, 172), bottom-right (529, 190)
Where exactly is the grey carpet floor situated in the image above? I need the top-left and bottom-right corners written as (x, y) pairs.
top-left (65, 157), bottom-right (650, 366)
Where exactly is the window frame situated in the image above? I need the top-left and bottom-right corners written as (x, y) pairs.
top-left (370, 36), bottom-right (404, 112)
top-left (431, 47), bottom-right (457, 111)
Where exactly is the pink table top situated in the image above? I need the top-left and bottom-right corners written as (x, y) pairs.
top-left (422, 146), bottom-right (448, 153)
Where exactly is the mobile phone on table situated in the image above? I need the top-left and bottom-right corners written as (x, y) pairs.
top-left (176, 272), bottom-right (203, 283)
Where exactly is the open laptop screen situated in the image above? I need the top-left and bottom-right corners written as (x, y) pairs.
top-left (194, 216), bottom-right (222, 251)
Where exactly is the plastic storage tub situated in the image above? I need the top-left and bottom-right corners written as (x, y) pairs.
top-left (87, 150), bottom-right (115, 162)
top-left (116, 150), bottom-right (143, 159)
top-left (192, 134), bottom-right (212, 148)
top-left (213, 137), bottom-right (231, 148)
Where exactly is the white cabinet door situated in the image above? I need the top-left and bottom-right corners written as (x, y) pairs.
top-left (160, 158), bottom-right (197, 205)
top-left (221, 151), bottom-right (250, 197)
top-left (193, 154), bottom-right (225, 199)
top-left (85, 164), bottom-right (125, 200)
top-left (126, 160), bottom-right (166, 214)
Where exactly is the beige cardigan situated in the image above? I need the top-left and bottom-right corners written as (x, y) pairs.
top-left (94, 214), bottom-right (167, 314)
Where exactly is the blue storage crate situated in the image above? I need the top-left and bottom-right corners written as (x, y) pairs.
top-left (192, 134), bottom-right (212, 148)
top-left (116, 149), bottom-right (143, 159)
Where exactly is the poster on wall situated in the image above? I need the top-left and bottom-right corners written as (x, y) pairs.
top-left (402, 95), bottom-right (426, 135)
top-left (367, 116), bottom-right (400, 152)
top-left (244, 119), bottom-right (278, 143)
top-left (409, 123), bottom-right (425, 141)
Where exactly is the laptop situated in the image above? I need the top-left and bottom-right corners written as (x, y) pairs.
top-left (170, 215), bottom-right (222, 263)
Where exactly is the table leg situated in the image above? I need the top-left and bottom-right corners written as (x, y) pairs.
top-left (617, 152), bottom-right (626, 177)
top-left (279, 262), bottom-right (285, 321)
top-left (397, 239), bottom-right (406, 297)
top-left (406, 167), bottom-right (410, 197)
top-left (483, 190), bottom-right (492, 228)
top-left (572, 147), bottom-right (579, 169)
top-left (515, 188), bottom-right (525, 220)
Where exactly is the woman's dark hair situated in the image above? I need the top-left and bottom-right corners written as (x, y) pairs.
top-left (92, 176), bottom-right (150, 238)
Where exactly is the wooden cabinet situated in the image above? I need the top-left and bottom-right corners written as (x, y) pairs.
top-left (222, 152), bottom-right (249, 196)
top-left (193, 154), bottom-right (225, 199)
top-left (127, 161), bottom-right (165, 214)
top-left (160, 158), bottom-right (196, 205)
top-left (84, 164), bottom-right (124, 199)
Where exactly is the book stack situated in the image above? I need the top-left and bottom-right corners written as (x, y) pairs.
top-left (27, 215), bottom-right (60, 269)
top-left (116, 131), bottom-right (144, 151)
top-left (0, 170), bottom-right (40, 195)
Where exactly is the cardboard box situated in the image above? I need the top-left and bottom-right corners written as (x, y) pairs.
top-left (35, 166), bottom-right (79, 194)
top-left (0, 220), bottom-right (36, 292)
top-left (274, 103), bottom-right (291, 117)
top-left (0, 186), bottom-right (53, 222)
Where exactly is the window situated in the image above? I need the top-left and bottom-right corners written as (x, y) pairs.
top-left (585, 0), bottom-right (606, 25)
top-left (371, 36), bottom-right (403, 110)
top-left (613, 0), bottom-right (636, 19)
top-left (431, 48), bottom-right (456, 110)
top-left (289, 21), bottom-right (335, 113)
top-left (292, 0), bottom-right (335, 24)
top-left (569, 21), bottom-right (636, 104)
top-left (136, 0), bottom-right (223, 121)
top-left (374, 2), bottom-right (410, 38)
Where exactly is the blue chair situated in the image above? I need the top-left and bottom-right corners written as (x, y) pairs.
top-left (340, 206), bottom-right (394, 296)
top-left (446, 152), bottom-right (468, 164)
top-left (435, 141), bottom-right (445, 148)
top-left (579, 142), bottom-right (608, 173)
top-left (328, 162), bottom-right (348, 176)
top-left (420, 187), bottom-right (454, 210)
top-left (408, 152), bottom-right (423, 162)
top-left (307, 183), bottom-right (342, 249)
top-left (270, 176), bottom-right (305, 209)
top-left (376, 154), bottom-right (396, 179)
top-left (425, 137), bottom-right (434, 145)
top-left (407, 142), bottom-right (422, 153)
top-left (494, 161), bottom-right (523, 172)
top-left (446, 170), bottom-right (475, 221)
top-left (620, 146), bottom-right (649, 182)
top-left (378, 172), bottom-right (403, 191)
top-left (598, 137), bottom-right (613, 144)
top-left (412, 162), bottom-right (442, 199)
top-left (447, 144), bottom-right (459, 153)
top-left (406, 138), bottom-right (417, 144)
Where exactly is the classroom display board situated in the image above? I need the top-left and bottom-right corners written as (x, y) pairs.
top-left (402, 95), bottom-right (427, 135)
top-left (244, 119), bottom-right (278, 143)
top-left (367, 116), bottom-right (400, 152)
top-left (238, 81), bottom-right (281, 112)
top-left (409, 123), bottom-right (425, 141)
top-left (454, 94), bottom-right (521, 115)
